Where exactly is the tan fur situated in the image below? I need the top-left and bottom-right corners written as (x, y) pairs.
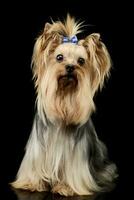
top-left (36, 43), bottom-right (95, 125)
top-left (31, 15), bottom-right (111, 125)
top-left (80, 33), bottom-right (111, 94)
top-left (11, 15), bottom-right (112, 196)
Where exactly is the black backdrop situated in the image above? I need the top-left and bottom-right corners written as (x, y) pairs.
top-left (1, 1), bottom-right (132, 200)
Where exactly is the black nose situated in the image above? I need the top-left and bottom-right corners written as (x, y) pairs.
top-left (66, 64), bottom-right (75, 73)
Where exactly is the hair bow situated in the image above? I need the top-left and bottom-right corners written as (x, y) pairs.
top-left (62, 35), bottom-right (78, 44)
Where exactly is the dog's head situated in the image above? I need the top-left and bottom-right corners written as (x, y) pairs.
top-left (32, 15), bottom-right (111, 125)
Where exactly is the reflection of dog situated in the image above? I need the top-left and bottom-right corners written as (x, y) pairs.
top-left (12, 15), bottom-right (117, 196)
top-left (13, 189), bottom-right (103, 200)
top-left (13, 189), bottom-right (101, 200)
top-left (13, 189), bottom-right (47, 200)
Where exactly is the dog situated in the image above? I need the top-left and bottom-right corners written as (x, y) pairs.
top-left (11, 15), bottom-right (117, 196)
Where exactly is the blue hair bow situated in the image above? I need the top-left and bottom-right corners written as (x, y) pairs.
top-left (63, 35), bottom-right (78, 44)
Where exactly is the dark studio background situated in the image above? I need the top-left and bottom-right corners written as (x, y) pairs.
top-left (1, 1), bottom-right (133, 200)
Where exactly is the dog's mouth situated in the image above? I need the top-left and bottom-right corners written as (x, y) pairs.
top-left (58, 74), bottom-right (78, 90)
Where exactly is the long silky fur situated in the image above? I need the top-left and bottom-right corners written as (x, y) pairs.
top-left (11, 15), bottom-right (117, 196)
top-left (12, 113), bottom-right (117, 195)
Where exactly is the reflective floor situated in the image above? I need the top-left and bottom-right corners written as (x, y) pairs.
top-left (2, 181), bottom-right (124, 200)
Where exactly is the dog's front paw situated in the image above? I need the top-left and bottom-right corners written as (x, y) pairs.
top-left (52, 183), bottom-right (75, 196)
top-left (11, 180), bottom-right (49, 192)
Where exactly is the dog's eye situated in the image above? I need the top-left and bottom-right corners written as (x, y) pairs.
top-left (56, 54), bottom-right (64, 62)
top-left (78, 57), bottom-right (85, 66)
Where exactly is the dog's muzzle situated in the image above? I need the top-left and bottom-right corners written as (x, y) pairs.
top-left (58, 66), bottom-right (78, 90)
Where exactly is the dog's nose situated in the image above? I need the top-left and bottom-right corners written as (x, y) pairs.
top-left (66, 65), bottom-right (75, 73)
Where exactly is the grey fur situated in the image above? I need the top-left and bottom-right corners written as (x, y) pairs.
top-left (34, 113), bottom-right (117, 192)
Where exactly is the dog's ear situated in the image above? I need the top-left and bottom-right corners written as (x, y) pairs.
top-left (80, 33), bottom-right (111, 94)
top-left (32, 22), bottom-right (62, 88)
top-left (44, 22), bottom-right (52, 33)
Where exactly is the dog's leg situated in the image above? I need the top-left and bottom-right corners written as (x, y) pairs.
top-left (11, 178), bottom-right (49, 192)
top-left (11, 115), bottom-right (50, 192)
top-left (11, 150), bottom-right (49, 192)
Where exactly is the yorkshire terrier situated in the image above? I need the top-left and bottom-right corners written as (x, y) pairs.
top-left (12, 15), bottom-right (117, 196)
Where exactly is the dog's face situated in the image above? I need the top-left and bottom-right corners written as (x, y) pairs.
top-left (52, 43), bottom-right (88, 93)
top-left (32, 17), bottom-right (111, 125)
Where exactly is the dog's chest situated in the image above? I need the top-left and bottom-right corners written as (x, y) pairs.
top-left (43, 127), bottom-right (88, 182)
